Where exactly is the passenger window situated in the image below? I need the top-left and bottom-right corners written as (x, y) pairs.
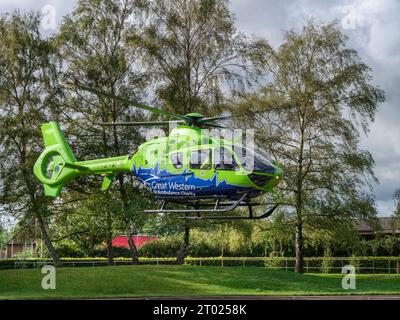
top-left (170, 152), bottom-right (184, 169)
top-left (190, 149), bottom-right (211, 170)
top-left (215, 147), bottom-right (239, 170)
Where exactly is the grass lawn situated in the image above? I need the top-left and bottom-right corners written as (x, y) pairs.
top-left (1, 265), bottom-right (400, 299)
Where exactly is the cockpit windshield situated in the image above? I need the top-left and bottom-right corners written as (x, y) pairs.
top-left (231, 145), bottom-right (274, 172)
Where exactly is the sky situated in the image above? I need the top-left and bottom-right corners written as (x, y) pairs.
top-left (0, 0), bottom-right (398, 216)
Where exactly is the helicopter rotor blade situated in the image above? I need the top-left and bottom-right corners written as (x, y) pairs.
top-left (199, 115), bottom-right (237, 123)
top-left (67, 82), bottom-right (188, 122)
top-left (96, 121), bottom-right (185, 126)
top-left (203, 123), bottom-right (226, 129)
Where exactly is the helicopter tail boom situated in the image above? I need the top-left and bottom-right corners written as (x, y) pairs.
top-left (33, 122), bottom-right (131, 197)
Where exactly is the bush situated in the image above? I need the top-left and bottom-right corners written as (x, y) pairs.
top-left (321, 247), bottom-right (333, 273)
top-left (12, 249), bottom-right (36, 260)
top-left (139, 236), bottom-right (181, 257)
top-left (1, 256), bottom-right (399, 272)
top-left (138, 233), bottom-right (258, 257)
top-left (55, 241), bottom-right (85, 258)
top-left (92, 246), bottom-right (133, 258)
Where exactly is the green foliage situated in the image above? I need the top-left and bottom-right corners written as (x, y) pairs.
top-left (137, 224), bottom-right (400, 258)
top-left (134, 0), bottom-right (268, 115)
top-left (394, 189), bottom-right (400, 221)
top-left (0, 226), bottom-right (8, 250)
top-left (234, 21), bottom-right (385, 271)
top-left (321, 246), bottom-right (333, 273)
top-left (0, 12), bottom-right (60, 207)
top-left (12, 249), bottom-right (35, 260)
top-left (54, 240), bottom-right (86, 258)
top-left (0, 11), bottom-right (62, 263)
top-left (139, 235), bottom-right (185, 257)
top-left (52, 0), bottom-right (157, 262)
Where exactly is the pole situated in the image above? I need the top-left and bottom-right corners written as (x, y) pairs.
top-left (372, 260), bottom-right (375, 274)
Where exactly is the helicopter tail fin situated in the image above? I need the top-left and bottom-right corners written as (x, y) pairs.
top-left (33, 122), bottom-right (89, 197)
top-left (34, 122), bottom-right (132, 197)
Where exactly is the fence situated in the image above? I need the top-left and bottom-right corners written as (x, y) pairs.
top-left (185, 257), bottom-right (400, 274)
top-left (3, 256), bottom-right (400, 274)
top-left (3, 258), bottom-right (176, 270)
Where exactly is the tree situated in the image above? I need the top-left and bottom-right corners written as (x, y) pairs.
top-left (235, 22), bottom-right (384, 272)
top-left (394, 189), bottom-right (400, 216)
top-left (134, 0), bottom-right (268, 264)
top-left (135, 0), bottom-right (269, 115)
top-left (0, 11), bottom-right (62, 264)
top-left (0, 224), bottom-right (7, 257)
top-left (392, 189), bottom-right (400, 232)
top-left (251, 212), bottom-right (295, 257)
top-left (57, 0), bottom-right (149, 265)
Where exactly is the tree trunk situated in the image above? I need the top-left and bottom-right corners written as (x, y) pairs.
top-left (111, 114), bottom-right (140, 265)
top-left (176, 226), bottom-right (190, 265)
top-left (294, 120), bottom-right (305, 273)
top-left (36, 212), bottom-right (61, 266)
top-left (116, 171), bottom-right (139, 264)
top-left (127, 232), bottom-right (139, 265)
top-left (125, 222), bottom-right (140, 264)
top-left (90, 235), bottom-right (95, 256)
top-left (104, 195), bottom-right (114, 266)
top-left (295, 221), bottom-right (303, 273)
top-left (20, 137), bottom-right (61, 265)
top-left (106, 236), bottom-right (114, 266)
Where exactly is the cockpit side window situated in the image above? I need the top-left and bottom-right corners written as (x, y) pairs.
top-left (190, 149), bottom-right (211, 170)
top-left (214, 147), bottom-right (239, 170)
top-left (170, 152), bottom-right (184, 169)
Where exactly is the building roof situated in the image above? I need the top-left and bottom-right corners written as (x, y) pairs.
top-left (356, 217), bottom-right (400, 235)
top-left (112, 235), bottom-right (158, 249)
top-left (7, 220), bottom-right (39, 245)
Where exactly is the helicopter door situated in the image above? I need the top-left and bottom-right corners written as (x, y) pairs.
top-left (214, 147), bottom-right (240, 193)
top-left (189, 148), bottom-right (214, 194)
top-left (169, 151), bottom-right (185, 173)
top-left (215, 147), bottom-right (240, 171)
top-left (158, 151), bottom-right (190, 197)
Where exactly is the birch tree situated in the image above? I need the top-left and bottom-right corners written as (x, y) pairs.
top-left (57, 0), bottom-right (149, 265)
top-left (0, 12), bottom-right (62, 263)
top-left (134, 0), bottom-right (269, 264)
top-left (236, 22), bottom-right (385, 272)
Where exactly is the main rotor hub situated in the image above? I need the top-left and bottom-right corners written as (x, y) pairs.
top-left (184, 113), bottom-right (205, 126)
top-left (185, 113), bottom-right (205, 118)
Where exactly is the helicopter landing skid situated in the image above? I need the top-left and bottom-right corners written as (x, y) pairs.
top-left (143, 193), bottom-right (279, 220)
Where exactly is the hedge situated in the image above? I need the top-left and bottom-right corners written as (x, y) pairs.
top-left (0, 257), bottom-right (176, 269)
top-left (1, 256), bottom-right (400, 273)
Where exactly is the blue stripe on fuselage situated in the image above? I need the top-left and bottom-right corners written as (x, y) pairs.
top-left (132, 163), bottom-right (255, 199)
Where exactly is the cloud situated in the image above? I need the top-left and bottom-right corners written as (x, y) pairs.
top-left (230, 0), bottom-right (295, 47)
top-left (0, 0), bottom-right (75, 35)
